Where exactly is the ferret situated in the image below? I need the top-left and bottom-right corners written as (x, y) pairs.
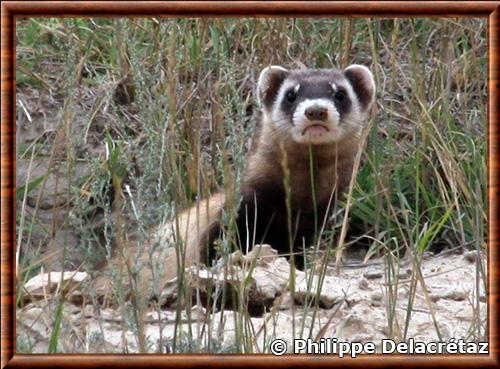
top-left (100, 64), bottom-right (376, 301)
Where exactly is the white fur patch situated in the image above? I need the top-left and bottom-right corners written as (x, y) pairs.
top-left (266, 72), bottom-right (371, 145)
top-left (257, 65), bottom-right (288, 107)
top-left (341, 82), bottom-right (361, 116)
top-left (270, 79), bottom-right (301, 122)
top-left (345, 64), bottom-right (375, 92)
top-left (344, 64), bottom-right (376, 108)
top-left (291, 98), bottom-right (341, 144)
top-left (293, 98), bottom-right (338, 124)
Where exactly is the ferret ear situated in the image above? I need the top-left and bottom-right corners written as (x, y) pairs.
top-left (257, 66), bottom-right (289, 111)
top-left (344, 64), bottom-right (376, 112)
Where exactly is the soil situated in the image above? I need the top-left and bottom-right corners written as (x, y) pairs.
top-left (17, 246), bottom-right (486, 353)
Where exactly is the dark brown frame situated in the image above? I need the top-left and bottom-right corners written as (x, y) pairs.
top-left (1, 1), bottom-right (499, 368)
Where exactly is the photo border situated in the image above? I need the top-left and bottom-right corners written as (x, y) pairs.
top-left (1, 1), bottom-right (499, 368)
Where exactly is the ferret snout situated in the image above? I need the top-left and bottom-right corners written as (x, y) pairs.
top-left (305, 106), bottom-right (328, 121)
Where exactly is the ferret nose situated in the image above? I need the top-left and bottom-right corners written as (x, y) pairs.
top-left (305, 106), bottom-right (328, 121)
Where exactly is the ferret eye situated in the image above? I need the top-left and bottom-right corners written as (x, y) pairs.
top-left (286, 90), bottom-right (297, 103)
top-left (334, 90), bottom-right (346, 102)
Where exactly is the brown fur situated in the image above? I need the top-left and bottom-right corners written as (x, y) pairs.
top-left (97, 65), bottom-right (374, 303)
top-left (230, 113), bottom-right (364, 268)
top-left (246, 115), bottom-right (360, 206)
top-left (95, 193), bottom-right (225, 302)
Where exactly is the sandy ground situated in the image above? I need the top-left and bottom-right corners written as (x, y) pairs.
top-left (16, 245), bottom-right (487, 354)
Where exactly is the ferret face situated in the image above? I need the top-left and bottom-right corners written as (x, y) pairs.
top-left (258, 65), bottom-right (376, 145)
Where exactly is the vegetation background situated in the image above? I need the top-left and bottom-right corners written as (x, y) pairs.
top-left (15, 17), bottom-right (487, 353)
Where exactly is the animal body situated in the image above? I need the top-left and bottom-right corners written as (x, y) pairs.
top-left (102, 64), bottom-right (376, 300)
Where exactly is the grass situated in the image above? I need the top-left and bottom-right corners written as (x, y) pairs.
top-left (15, 17), bottom-right (487, 353)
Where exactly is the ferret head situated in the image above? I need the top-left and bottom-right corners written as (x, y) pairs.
top-left (257, 65), bottom-right (376, 145)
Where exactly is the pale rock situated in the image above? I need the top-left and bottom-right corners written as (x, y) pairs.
top-left (22, 271), bottom-right (89, 303)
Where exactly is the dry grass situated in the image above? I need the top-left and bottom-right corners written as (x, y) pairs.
top-left (15, 17), bottom-right (487, 353)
